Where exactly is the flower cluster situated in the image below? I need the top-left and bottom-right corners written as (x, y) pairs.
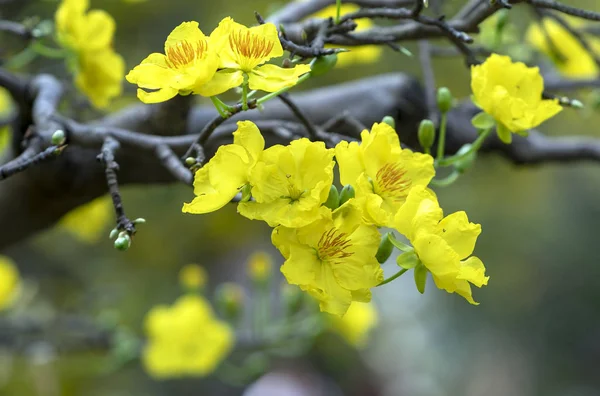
top-left (55, 0), bottom-right (125, 108)
top-left (126, 18), bottom-right (311, 103)
top-left (143, 294), bottom-right (233, 378)
top-left (183, 121), bottom-right (489, 316)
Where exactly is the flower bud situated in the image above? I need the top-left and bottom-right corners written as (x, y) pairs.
top-left (179, 264), bottom-right (207, 291)
top-left (310, 54), bottom-right (338, 77)
top-left (324, 185), bottom-right (340, 210)
top-left (114, 232), bottom-right (131, 251)
top-left (215, 283), bottom-right (245, 323)
top-left (338, 185), bottom-right (355, 206)
top-left (495, 9), bottom-right (509, 32)
top-left (109, 228), bottom-right (118, 240)
top-left (240, 184), bottom-right (252, 202)
top-left (184, 157), bottom-right (196, 167)
top-left (381, 116), bottom-right (395, 129)
top-left (133, 218), bottom-right (146, 225)
top-left (51, 130), bottom-right (66, 146)
top-left (437, 87), bottom-right (453, 113)
top-left (247, 251), bottom-right (272, 286)
top-left (413, 262), bottom-right (428, 294)
top-left (418, 119), bottom-right (435, 151)
top-left (376, 232), bottom-right (394, 264)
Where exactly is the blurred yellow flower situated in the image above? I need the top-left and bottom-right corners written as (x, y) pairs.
top-left (238, 139), bottom-right (334, 227)
top-left (471, 54), bottom-right (562, 142)
top-left (55, 0), bottom-right (124, 108)
top-left (179, 264), bottom-right (207, 289)
top-left (330, 302), bottom-right (378, 347)
top-left (272, 200), bottom-right (383, 316)
top-left (59, 197), bottom-right (113, 244)
top-left (394, 186), bottom-right (489, 304)
top-left (0, 256), bottom-right (20, 310)
top-left (246, 251), bottom-right (273, 283)
top-left (126, 21), bottom-right (222, 103)
top-left (209, 17), bottom-right (311, 92)
top-left (308, 4), bottom-right (382, 68)
top-left (182, 121), bottom-right (264, 214)
top-left (526, 18), bottom-right (600, 78)
top-left (335, 123), bottom-right (435, 227)
top-left (143, 295), bottom-right (233, 378)
top-left (0, 88), bottom-right (12, 154)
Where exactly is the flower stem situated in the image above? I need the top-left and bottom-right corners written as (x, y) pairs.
top-left (436, 111), bottom-right (448, 161)
top-left (335, 0), bottom-right (342, 24)
top-left (241, 73), bottom-right (249, 111)
top-left (378, 268), bottom-right (408, 286)
top-left (210, 96), bottom-right (229, 118)
top-left (389, 233), bottom-right (413, 252)
top-left (438, 127), bottom-right (492, 167)
top-left (32, 41), bottom-right (67, 59)
top-left (430, 169), bottom-right (460, 187)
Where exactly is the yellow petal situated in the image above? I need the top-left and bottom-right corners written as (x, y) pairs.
top-left (280, 243), bottom-right (320, 286)
top-left (248, 64), bottom-right (311, 92)
top-left (194, 69), bottom-right (243, 96)
top-left (393, 185), bottom-right (440, 239)
top-left (0, 256), bottom-right (20, 310)
top-left (335, 140), bottom-right (364, 186)
top-left (83, 9), bottom-right (115, 50)
top-left (457, 256), bottom-right (489, 287)
top-left (413, 233), bottom-right (460, 283)
top-left (437, 211), bottom-right (481, 260)
top-left (232, 120), bottom-right (265, 163)
top-left (126, 53), bottom-right (174, 90)
top-left (76, 49), bottom-right (124, 108)
top-left (209, 17), bottom-right (235, 54)
top-left (314, 264), bottom-right (353, 316)
top-left (136, 87), bottom-right (178, 104)
top-left (164, 21), bottom-right (207, 55)
top-left (247, 23), bottom-right (284, 61)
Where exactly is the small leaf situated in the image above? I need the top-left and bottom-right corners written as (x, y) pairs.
top-left (496, 123), bottom-right (512, 144)
top-left (414, 263), bottom-right (428, 294)
top-left (396, 251), bottom-right (419, 269)
top-left (471, 112), bottom-right (496, 130)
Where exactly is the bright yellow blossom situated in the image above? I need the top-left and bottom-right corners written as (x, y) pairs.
top-left (308, 4), bottom-right (382, 68)
top-left (209, 17), bottom-right (312, 92)
top-left (126, 21), bottom-right (231, 103)
top-left (55, 0), bottom-right (124, 108)
top-left (0, 256), bottom-right (20, 310)
top-left (247, 251), bottom-right (273, 283)
top-left (182, 121), bottom-right (264, 214)
top-left (0, 88), bottom-right (12, 153)
top-left (59, 197), bottom-right (112, 243)
top-left (179, 264), bottom-right (207, 289)
top-left (471, 54), bottom-right (562, 143)
top-left (329, 302), bottom-right (378, 348)
top-left (272, 200), bottom-right (383, 316)
top-left (143, 295), bottom-right (233, 378)
top-left (335, 123), bottom-right (434, 227)
top-left (526, 18), bottom-right (600, 78)
top-left (238, 138), bottom-right (334, 227)
top-left (394, 186), bottom-right (489, 304)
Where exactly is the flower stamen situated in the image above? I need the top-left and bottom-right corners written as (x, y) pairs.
top-left (166, 40), bottom-right (206, 68)
top-left (375, 162), bottom-right (411, 201)
top-left (318, 228), bottom-right (353, 263)
top-left (229, 30), bottom-right (274, 70)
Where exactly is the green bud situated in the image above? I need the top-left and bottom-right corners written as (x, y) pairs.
top-left (414, 262), bottom-right (428, 294)
top-left (281, 283), bottom-right (304, 316)
top-left (570, 99), bottom-right (584, 109)
top-left (418, 119), bottom-right (435, 151)
top-left (437, 87), bottom-right (453, 113)
top-left (114, 233), bottom-right (131, 251)
top-left (495, 9), bottom-right (509, 32)
top-left (282, 58), bottom-right (293, 68)
top-left (184, 157), bottom-right (196, 167)
top-left (240, 184), bottom-right (252, 202)
top-left (381, 116), bottom-right (395, 129)
top-left (454, 144), bottom-right (477, 173)
top-left (109, 228), bottom-right (118, 240)
top-left (310, 54), bottom-right (338, 77)
top-left (324, 185), bottom-right (340, 210)
top-left (396, 251), bottom-right (420, 269)
top-left (215, 282), bottom-right (245, 323)
top-left (51, 130), bottom-right (66, 146)
top-left (376, 232), bottom-right (394, 264)
top-left (132, 218), bottom-right (146, 225)
top-left (338, 185), bottom-right (355, 206)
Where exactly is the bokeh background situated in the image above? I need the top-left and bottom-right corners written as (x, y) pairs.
top-left (1, 0), bottom-right (600, 395)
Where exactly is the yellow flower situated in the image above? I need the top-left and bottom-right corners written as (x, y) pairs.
top-left (308, 4), bottom-right (382, 67)
top-left (75, 49), bottom-right (125, 109)
top-left (471, 54), bottom-right (562, 142)
top-left (238, 138), bottom-right (334, 227)
top-left (272, 200), bottom-right (384, 316)
top-left (55, 0), bottom-right (115, 52)
top-left (0, 256), bottom-right (20, 310)
top-left (182, 121), bottom-right (264, 214)
top-left (526, 18), bottom-right (600, 78)
top-left (329, 302), bottom-right (378, 348)
top-left (179, 264), bottom-right (207, 289)
top-left (0, 88), bottom-right (12, 153)
top-left (246, 251), bottom-right (273, 283)
top-left (335, 123), bottom-right (435, 227)
top-left (143, 295), bottom-right (233, 378)
top-left (126, 21), bottom-right (224, 103)
top-left (394, 186), bottom-right (489, 304)
top-left (55, 0), bottom-right (124, 108)
top-left (208, 17), bottom-right (311, 93)
top-left (59, 197), bottom-right (112, 243)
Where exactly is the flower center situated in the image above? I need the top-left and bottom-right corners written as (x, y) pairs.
top-left (166, 40), bottom-right (206, 69)
top-left (375, 162), bottom-right (411, 201)
top-left (317, 228), bottom-right (353, 263)
top-left (229, 30), bottom-right (274, 71)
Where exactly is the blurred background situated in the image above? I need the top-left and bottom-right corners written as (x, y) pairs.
top-left (1, 0), bottom-right (600, 395)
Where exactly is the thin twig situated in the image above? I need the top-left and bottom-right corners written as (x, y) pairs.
top-left (0, 138), bottom-right (62, 180)
top-left (155, 144), bottom-right (193, 185)
top-left (277, 93), bottom-right (319, 140)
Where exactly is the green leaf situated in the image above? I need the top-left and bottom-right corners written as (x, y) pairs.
top-left (396, 251), bottom-right (419, 269)
top-left (496, 123), bottom-right (513, 144)
top-left (471, 112), bottom-right (496, 130)
top-left (414, 263), bottom-right (428, 294)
